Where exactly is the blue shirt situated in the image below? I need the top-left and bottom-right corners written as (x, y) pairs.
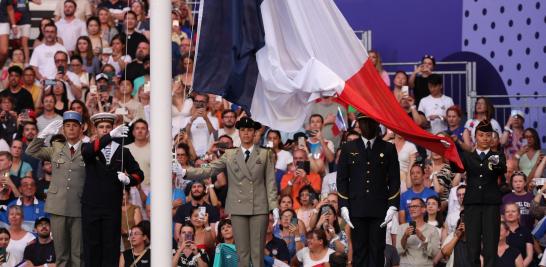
top-left (6, 197), bottom-right (48, 227)
top-left (400, 187), bottom-right (438, 221)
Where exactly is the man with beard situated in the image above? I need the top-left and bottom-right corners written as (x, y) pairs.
top-left (55, 0), bottom-right (86, 52)
top-left (337, 114), bottom-right (400, 267)
top-left (217, 110), bottom-right (241, 147)
top-left (125, 41), bottom-right (149, 82)
top-left (0, 66), bottom-right (34, 113)
top-left (22, 217), bottom-right (56, 265)
top-left (29, 23), bottom-right (68, 81)
top-left (173, 180), bottom-right (220, 241)
top-left (25, 111), bottom-right (85, 266)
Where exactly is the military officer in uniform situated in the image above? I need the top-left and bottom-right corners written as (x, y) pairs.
top-left (337, 115), bottom-right (400, 267)
top-left (81, 113), bottom-right (144, 266)
top-left (26, 111), bottom-right (85, 267)
top-left (181, 117), bottom-right (278, 267)
top-left (453, 121), bottom-right (506, 267)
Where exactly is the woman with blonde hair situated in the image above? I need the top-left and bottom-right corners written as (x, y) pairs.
top-left (368, 49), bottom-right (390, 87)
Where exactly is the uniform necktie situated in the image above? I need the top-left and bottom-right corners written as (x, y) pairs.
top-left (245, 150), bottom-right (251, 162)
top-left (70, 146), bottom-right (75, 156)
top-left (479, 152), bottom-right (486, 160)
top-left (366, 141), bottom-right (372, 158)
top-left (104, 145), bottom-right (112, 164)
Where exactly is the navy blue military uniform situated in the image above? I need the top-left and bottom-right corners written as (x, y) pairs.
top-left (81, 134), bottom-right (143, 266)
top-left (337, 137), bottom-right (400, 267)
top-left (456, 149), bottom-right (506, 267)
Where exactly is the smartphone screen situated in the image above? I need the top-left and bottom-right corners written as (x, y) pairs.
top-left (291, 217), bottom-right (298, 226)
top-left (198, 206), bottom-right (206, 220)
top-left (297, 136), bottom-right (306, 148)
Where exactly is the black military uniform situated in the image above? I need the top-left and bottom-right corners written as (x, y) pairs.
top-left (337, 134), bottom-right (400, 266)
top-left (454, 121), bottom-right (506, 267)
top-left (81, 131), bottom-right (143, 266)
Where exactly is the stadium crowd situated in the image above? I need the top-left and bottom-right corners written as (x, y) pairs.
top-left (0, 0), bottom-right (545, 266)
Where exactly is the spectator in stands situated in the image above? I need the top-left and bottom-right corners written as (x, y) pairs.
top-left (462, 97), bottom-right (502, 147)
top-left (293, 229), bottom-right (334, 266)
top-left (113, 79), bottom-right (144, 122)
top-left (399, 164), bottom-right (438, 223)
top-left (316, 203), bottom-right (348, 254)
top-left (504, 202), bottom-right (533, 266)
top-left (0, 151), bottom-right (19, 221)
top-left (36, 94), bottom-right (62, 132)
top-left (274, 208), bottom-right (305, 259)
top-left (69, 55), bottom-right (91, 88)
top-left (85, 73), bottom-right (112, 115)
top-left (122, 11), bottom-right (148, 59)
top-left (182, 93), bottom-right (218, 157)
top-left (399, 93), bottom-right (427, 128)
top-left (54, 0), bottom-right (92, 21)
top-left (125, 40), bottom-right (149, 82)
top-left (1, 49), bottom-right (25, 89)
top-left (265, 212), bottom-right (290, 265)
top-left (32, 18), bottom-right (62, 49)
top-left (49, 80), bottom-right (69, 115)
top-left (174, 2), bottom-right (195, 38)
top-left (35, 160), bottom-right (51, 201)
top-left (409, 54), bottom-right (436, 106)
top-left (368, 50), bottom-right (390, 86)
top-left (308, 96), bottom-right (347, 152)
top-left (502, 172), bottom-right (534, 229)
top-left (13, 0), bottom-right (38, 65)
top-left (530, 178), bottom-right (546, 221)
top-left (73, 36), bottom-right (101, 75)
top-left (9, 140), bottom-right (32, 183)
top-left (0, 228), bottom-right (10, 265)
top-left (98, 0), bottom-right (127, 21)
top-left (120, 189), bottom-right (142, 250)
top-left (417, 74), bottom-right (454, 134)
top-left (22, 217), bottom-right (56, 266)
top-left (497, 221), bottom-right (524, 267)
top-left (171, 77), bottom-right (192, 133)
top-left (55, 0), bottom-right (87, 53)
top-left (389, 132), bottom-right (418, 192)
top-left (266, 130), bottom-right (291, 172)
top-left (445, 105), bottom-right (471, 151)
top-left (516, 128), bottom-right (542, 176)
top-left (396, 198), bottom-right (440, 267)
top-left (280, 149), bottom-right (321, 210)
top-left (52, 51), bottom-right (83, 101)
top-left (176, 53), bottom-right (194, 91)
top-left (217, 110), bottom-right (241, 147)
top-left (126, 119), bottom-right (150, 191)
top-left (278, 194), bottom-right (294, 213)
top-left (0, 0), bottom-right (16, 68)
top-left (307, 114), bottom-right (335, 167)
top-left (104, 35), bottom-right (131, 74)
top-left (175, 143), bottom-right (195, 177)
top-left (179, 37), bottom-right (192, 57)
top-left (295, 185), bottom-right (318, 231)
top-left (501, 110), bottom-right (525, 160)
top-left (446, 185), bottom-right (465, 234)
top-left (8, 176), bottom-right (46, 230)
top-left (131, 1), bottom-right (149, 36)
top-left (145, 162), bottom-right (186, 218)
top-left (6, 205), bottom-right (36, 265)
top-left (441, 216), bottom-right (470, 266)
top-left (173, 180), bottom-right (220, 242)
top-left (0, 96), bottom-right (17, 145)
top-left (532, 154), bottom-right (546, 179)
top-left (173, 222), bottom-right (210, 266)
top-left (120, 223), bottom-right (151, 266)
top-left (391, 70), bottom-right (408, 102)
top-left (97, 7), bottom-right (119, 43)
top-left (0, 66), bottom-right (34, 113)
top-left (21, 67), bottom-right (42, 109)
top-left (213, 218), bottom-right (238, 265)
top-left (85, 17), bottom-right (107, 55)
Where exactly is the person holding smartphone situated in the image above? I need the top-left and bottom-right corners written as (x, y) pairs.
top-left (173, 222), bottom-right (210, 267)
top-left (408, 55), bottom-right (436, 106)
top-left (280, 149), bottom-right (321, 210)
top-left (396, 198), bottom-right (440, 267)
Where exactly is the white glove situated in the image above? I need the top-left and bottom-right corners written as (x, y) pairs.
top-left (117, 171), bottom-right (130, 185)
top-left (110, 124), bottom-right (129, 138)
top-left (340, 207), bottom-right (354, 229)
top-left (272, 208), bottom-right (280, 226)
top-left (172, 161), bottom-right (186, 179)
top-left (440, 139), bottom-right (451, 148)
top-left (37, 120), bottom-right (63, 138)
top-left (380, 206), bottom-right (398, 228)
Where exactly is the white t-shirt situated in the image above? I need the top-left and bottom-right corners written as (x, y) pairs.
top-left (55, 18), bottom-right (88, 52)
top-left (176, 116), bottom-right (219, 157)
top-left (65, 71), bottom-right (83, 101)
top-left (418, 94), bottom-right (454, 134)
top-left (29, 43), bottom-right (68, 79)
top-left (321, 171), bottom-right (337, 197)
top-left (275, 150), bottom-right (293, 171)
top-left (464, 118), bottom-right (502, 144)
top-left (6, 232), bottom-right (35, 266)
top-left (217, 128), bottom-right (241, 148)
top-left (446, 185), bottom-right (463, 234)
top-left (107, 54), bottom-right (132, 74)
top-left (398, 141), bottom-right (418, 174)
top-left (296, 247), bottom-right (334, 267)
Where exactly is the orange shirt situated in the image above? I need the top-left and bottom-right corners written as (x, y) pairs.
top-left (280, 172), bottom-right (322, 209)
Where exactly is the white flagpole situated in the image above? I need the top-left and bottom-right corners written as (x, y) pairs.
top-left (150, 0), bottom-right (172, 265)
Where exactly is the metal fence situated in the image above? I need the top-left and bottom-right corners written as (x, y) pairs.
top-left (382, 61), bottom-right (477, 117)
top-left (468, 95), bottom-right (546, 142)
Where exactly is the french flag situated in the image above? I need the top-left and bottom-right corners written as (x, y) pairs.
top-left (332, 107), bottom-right (347, 137)
top-left (193, 0), bottom-right (464, 170)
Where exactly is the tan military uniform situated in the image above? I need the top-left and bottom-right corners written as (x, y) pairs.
top-left (26, 138), bottom-right (85, 267)
top-left (186, 145), bottom-right (278, 267)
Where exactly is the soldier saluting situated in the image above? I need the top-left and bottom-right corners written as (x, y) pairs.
top-left (452, 120), bottom-right (506, 267)
top-left (26, 111), bottom-right (86, 266)
top-left (336, 114), bottom-right (400, 267)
